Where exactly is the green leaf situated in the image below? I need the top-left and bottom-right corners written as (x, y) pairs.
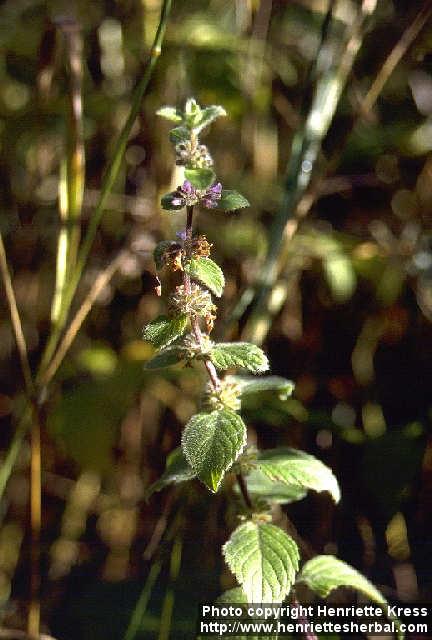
top-left (193, 105), bottom-right (226, 133)
top-left (223, 521), bottom-right (300, 603)
top-left (169, 126), bottom-right (190, 144)
top-left (298, 556), bottom-right (404, 640)
top-left (144, 345), bottom-right (184, 370)
top-left (245, 468), bottom-right (307, 504)
top-left (156, 106), bottom-right (183, 123)
top-left (210, 343), bottom-right (269, 373)
top-left (217, 190), bottom-right (250, 211)
top-left (257, 448), bottom-right (340, 503)
top-left (228, 375), bottom-right (294, 400)
top-left (153, 240), bottom-right (180, 269)
top-left (184, 97), bottom-right (202, 127)
top-left (143, 314), bottom-right (188, 348)
top-left (181, 409), bottom-right (247, 492)
top-left (185, 257), bottom-right (225, 297)
top-left (161, 192), bottom-right (184, 211)
top-left (184, 168), bottom-right (216, 190)
top-left (145, 447), bottom-right (195, 499)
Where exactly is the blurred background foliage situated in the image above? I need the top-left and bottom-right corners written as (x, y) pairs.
top-left (0, 0), bottom-right (431, 637)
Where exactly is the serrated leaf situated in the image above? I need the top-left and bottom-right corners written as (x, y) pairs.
top-left (185, 257), bottom-right (225, 297)
top-left (217, 190), bottom-right (250, 211)
top-left (169, 126), bottom-right (190, 144)
top-left (245, 468), bottom-right (307, 504)
top-left (210, 343), bottom-right (269, 373)
top-left (257, 448), bottom-right (340, 503)
top-left (144, 345), bottom-right (184, 370)
top-left (184, 168), bottom-right (216, 190)
top-left (161, 192), bottom-right (184, 211)
top-left (228, 375), bottom-right (294, 400)
top-left (213, 588), bottom-right (272, 640)
top-left (145, 447), bottom-right (195, 499)
top-left (156, 106), bottom-right (183, 123)
top-left (181, 409), bottom-right (246, 492)
top-left (153, 240), bottom-right (180, 269)
top-left (223, 521), bottom-right (300, 603)
top-left (298, 556), bottom-right (404, 640)
top-left (193, 105), bottom-right (226, 133)
top-left (142, 314), bottom-right (188, 348)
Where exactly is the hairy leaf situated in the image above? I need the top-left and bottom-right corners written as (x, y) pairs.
top-left (210, 343), bottom-right (269, 373)
top-left (156, 106), bottom-right (183, 123)
top-left (161, 191), bottom-right (184, 211)
top-left (144, 345), bottom-right (184, 370)
top-left (245, 468), bottom-right (307, 504)
top-left (193, 105), bottom-right (227, 133)
top-left (169, 126), bottom-right (190, 144)
top-left (143, 314), bottom-right (188, 348)
top-left (257, 448), bottom-right (340, 503)
top-left (184, 168), bottom-right (216, 190)
top-left (298, 556), bottom-right (404, 640)
top-left (228, 375), bottom-right (294, 400)
top-left (185, 257), bottom-right (225, 297)
top-left (145, 447), bottom-right (195, 499)
top-left (181, 409), bottom-right (246, 492)
top-left (217, 190), bottom-right (250, 211)
top-left (223, 521), bottom-right (300, 603)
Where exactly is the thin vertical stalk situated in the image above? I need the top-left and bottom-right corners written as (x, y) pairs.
top-left (157, 536), bottom-right (183, 640)
top-left (39, 0), bottom-right (173, 376)
top-left (51, 17), bottom-right (85, 325)
top-left (28, 418), bottom-right (42, 638)
top-left (241, 0), bottom-right (378, 344)
top-left (123, 560), bottom-right (163, 640)
top-left (0, 234), bottom-right (34, 397)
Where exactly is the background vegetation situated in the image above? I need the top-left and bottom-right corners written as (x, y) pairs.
top-left (0, 0), bottom-right (431, 637)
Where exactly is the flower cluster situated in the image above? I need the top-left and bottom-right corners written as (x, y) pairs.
top-left (203, 378), bottom-right (242, 412)
top-left (169, 282), bottom-right (216, 318)
top-left (170, 180), bottom-right (222, 209)
top-left (175, 140), bottom-right (213, 168)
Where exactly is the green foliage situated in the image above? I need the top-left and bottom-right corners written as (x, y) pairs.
top-left (298, 556), bottom-right (404, 639)
top-left (161, 192), bottom-right (184, 211)
top-left (245, 468), bottom-right (307, 504)
top-left (143, 314), bottom-right (188, 348)
top-left (223, 521), bottom-right (299, 603)
top-left (228, 375), bottom-right (294, 400)
top-left (184, 168), bottom-right (216, 190)
top-left (210, 343), bottom-right (269, 373)
top-left (181, 409), bottom-right (247, 492)
top-left (169, 125), bottom-right (190, 144)
top-left (145, 447), bottom-right (194, 499)
top-left (257, 448), bottom-right (341, 503)
top-left (143, 345), bottom-right (184, 369)
top-left (185, 257), bottom-right (225, 297)
top-left (217, 190), bottom-right (250, 211)
top-left (156, 106), bottom-right (183, 122)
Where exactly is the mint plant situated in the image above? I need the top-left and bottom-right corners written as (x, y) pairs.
top-left (143, 99), bottom-right (402, 636)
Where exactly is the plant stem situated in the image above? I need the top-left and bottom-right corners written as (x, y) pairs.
top-left (0, 234), bottom-right (34, 398)
top-left (236, 472), bottom-right (252, 509)
top-left (183, 206), bottom-right (219, 390)
top-left (39, 0), bottom-right (173, 377)
top-left (28, 418), bottom-right (42, 638)
top-left (183, 207), bottom-right (252, 508)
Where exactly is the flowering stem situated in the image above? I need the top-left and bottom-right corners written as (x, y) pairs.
top-left (183, 206), bottom-right (220, 390)
top-left (183, 206), bottom-right (251, 506)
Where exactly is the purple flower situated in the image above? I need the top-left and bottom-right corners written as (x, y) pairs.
top-left (181, 180), bottom-right (194, 195)
top-left (202, 182), bottom-right (222, 209)
top-left (176, 230), bottom-right (187, 241)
